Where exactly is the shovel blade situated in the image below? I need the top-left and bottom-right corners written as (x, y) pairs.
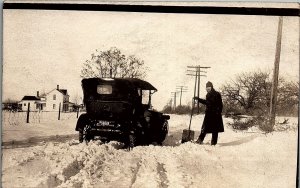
top-left (181, 129), bottom-right (195, 143)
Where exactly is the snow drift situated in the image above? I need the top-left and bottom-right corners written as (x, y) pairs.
top-left (2, 114), bottom-right (298, 188)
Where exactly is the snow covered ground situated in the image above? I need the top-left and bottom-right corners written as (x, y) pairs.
top-left (2, 114), bottom-right (298, 188)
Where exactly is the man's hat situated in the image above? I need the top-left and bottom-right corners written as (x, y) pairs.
top-left (206, 81), bottom-right (213, 88)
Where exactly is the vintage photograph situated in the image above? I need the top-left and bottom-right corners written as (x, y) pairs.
top-left (2, 2), bottom-right (299, 187)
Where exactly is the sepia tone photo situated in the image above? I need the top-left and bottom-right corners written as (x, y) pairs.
top-left (2, 2), bottom-right (299, 187)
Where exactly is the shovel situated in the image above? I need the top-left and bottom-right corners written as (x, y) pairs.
top-left (181, 98), bottom-right (195, 143)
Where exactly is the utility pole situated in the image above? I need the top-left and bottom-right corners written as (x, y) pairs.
top-left (171, 92), bottom-right (176, 110)
top-left (171, 91), bottom-right (180, 110)
top-left (187, 73), bottom-right (206, 112)
top-left (187, 69), bottom-right (207, 105)
top-left (269, 16), bottom-right (283, 131)
top-left (176, 86), bottom-right (188, 106)
top-left (169, 98), bottom-right (173, 107)
top-left (187, 66), bottom-right (210, 113)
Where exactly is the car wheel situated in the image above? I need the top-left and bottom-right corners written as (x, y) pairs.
top-left (79, 131), bottom-right (84, 143)
top-left (162, 121), bottom-right (169, 135)
top-left (127, 134), bottom-right (136, 150)
top-left (158, 121), bottom-right (169, 144)
top-left (82, 125), bottom-right (93, 143)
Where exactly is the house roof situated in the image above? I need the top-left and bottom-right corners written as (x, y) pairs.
top-left (21, 96), bottom-right (41, 101)
top-left (58, 89), bottom-right (68, 95)
top-left (39, 93), bottom-right (47, 97)
top-left (42, 88), bottom-right (68, 97)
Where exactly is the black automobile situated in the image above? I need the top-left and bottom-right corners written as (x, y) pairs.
top-left (75, 78), bottom-right (170, 148)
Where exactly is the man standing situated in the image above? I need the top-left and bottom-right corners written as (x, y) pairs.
top-left (194, 81), bottom-right (224, 145)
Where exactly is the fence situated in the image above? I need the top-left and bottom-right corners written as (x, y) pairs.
top-left (2, 110), bottom-right (83, 126)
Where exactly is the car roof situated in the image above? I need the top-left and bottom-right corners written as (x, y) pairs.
top-left (82, 78), bottom-right (157, 91)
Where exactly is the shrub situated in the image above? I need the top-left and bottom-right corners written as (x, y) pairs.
top-left (229, 117), bottom-right (254, 130)
top-left (229, 116), bottom-right (272, 132)
top-left (256, 116), bottom-right (273, 132)
top-left (174, 105), bottom-right (191, 115)
top-left (161, 105), bottom-right (173, 114)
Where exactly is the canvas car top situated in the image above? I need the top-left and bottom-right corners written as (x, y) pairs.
top-left (81, 78), bottom-right (157, 102)
top-left (82, 78), bottom-right (157, 91)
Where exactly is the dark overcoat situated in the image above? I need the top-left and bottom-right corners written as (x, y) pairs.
top-left (197, 88), bottom-right (224, 133)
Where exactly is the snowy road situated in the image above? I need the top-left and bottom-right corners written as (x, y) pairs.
top-left (2, 134), bottom-right (78, 149)
top-left (2, 115), bottom-right (298, 188)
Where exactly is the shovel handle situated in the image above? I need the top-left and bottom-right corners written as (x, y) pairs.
top-left (188, 98), bottom-right (195, 132)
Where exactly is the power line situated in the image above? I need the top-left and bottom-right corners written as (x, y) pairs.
top-left (187, 65), bottom-right (211, 113)
top-left (186, 74), bottom-right (207, 77)
top-left (186, 70), bottom-right (207, 73)
top-left (176, 86), bottom-right (188, 106)
top-left (171, 91), bottom-right (180, 110)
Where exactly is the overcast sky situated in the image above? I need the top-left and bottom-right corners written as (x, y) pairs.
top-left (3, 9), bottom-right (299, 110)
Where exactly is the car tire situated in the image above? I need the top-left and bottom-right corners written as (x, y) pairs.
top-left (79, 131), bottom-right (84, 143)
top-left (81, 125), bottom-right (93, 143)
top-left (157, 121), bottom-right (169, 144)
top-left (128, 134), bottom-right (136, 150)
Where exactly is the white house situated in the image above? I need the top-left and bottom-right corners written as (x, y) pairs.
top-left (18, 96), bottom-right (41, 111)
top-left (40, 85), bottom-right (70, 112)
top-left (19, 85), bottom-right (70, 112)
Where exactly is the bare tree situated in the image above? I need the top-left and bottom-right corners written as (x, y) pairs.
top-left (277, 80), bottom-right (299, 116)
top-left (123, 55), bottom-right (147, 78)
top-left (221, 71), bottom-right (271, 114)
top-left (81, 47), bottom-right (147, 79)
top-left (2, 98), bottom-right (19, 111)
top-left (72, 93), bottom-right (82, 105)
top-left (221, 70), bottom-right (299, 116)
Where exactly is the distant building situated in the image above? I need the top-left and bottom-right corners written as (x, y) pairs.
top-left (19, 85), bottom-right (71, 112)
top-left (18, 96), bottom-right (41, 111)
top-left (65, 101), bottom-right (79, 112)
top-left (41, 85), bottom-right (70, 112)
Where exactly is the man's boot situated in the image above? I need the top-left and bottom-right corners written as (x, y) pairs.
top-left (211, 132), bottom-right (218, 145)
top-left (196, 132), bottom-right (206, 144)
top-left (195, 137), bottom-right (203, 144)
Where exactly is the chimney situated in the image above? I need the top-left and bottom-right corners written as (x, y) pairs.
top-left (57, 85), bottom-right (59, 90)
top-left (37, 91), bottom-right (39, 98)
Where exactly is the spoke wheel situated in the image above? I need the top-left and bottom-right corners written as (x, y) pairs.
top-left (82, 125), bottom-right (93, 143)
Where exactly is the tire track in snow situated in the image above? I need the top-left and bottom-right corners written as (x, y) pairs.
top-left (129, 153), bottom-right (160, 188)
top-left (157, 162), bottom-right (169, 188)
top-left (2, 134), bottom-right (78, 149)
top-left (153, 146), bottom-right (192, 188)
top-left (130, 160), bottom-right (142, 188)
top-left (129, 150), bottom-right (170, 188)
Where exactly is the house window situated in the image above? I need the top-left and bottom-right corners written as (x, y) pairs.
top-left (53, 94), bottom-right (56, 100)
top-left (24, 103), bottom-right (26, 106)
top-left (53, 104), bottom-right (56, 109)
